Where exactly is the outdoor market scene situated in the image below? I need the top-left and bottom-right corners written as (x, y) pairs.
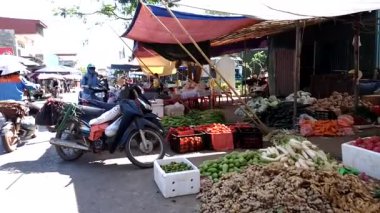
top-left (1, 0), bottom-right (380, 213)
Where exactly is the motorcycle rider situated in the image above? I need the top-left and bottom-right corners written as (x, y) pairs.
top-left (80, 64), bottom-right (100, 100)
top-left (0, 65), bottom-right (40, 101)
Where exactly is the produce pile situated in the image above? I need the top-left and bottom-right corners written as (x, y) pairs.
top-left (199, 151), bottom-right (265, 182)
top-left (299, 115), bottom-right (355, 136)
top-left (308, 91), bottom-right (373, 113)
top-left (352, 136), bottom-right (380, 153)
top-left (234, 96), bottom-right (279, 117)
top-left (199, 133), bottom-right (337, 181)
top-left (205, 123), bottom-right (232, 134)
top-left (160, 162), bottom-right (193, 173)
top-left (175, 136), bottom-right (203, 153)
top-left (262, 102), bottom-right (313, 129)
top-left (161, 110), bottom-right (225, 130)
top-left (198, 163), bottom-right (380, 213)
top-left (285, 90), bottom-right (317, 105)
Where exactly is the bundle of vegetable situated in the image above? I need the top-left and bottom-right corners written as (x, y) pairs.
top-left (161, 110), bottom-right (225, 129)
top-left (259, 138), bottom-right (338, 170)
top-left (199, 151), bottom-right (266, 182)
top-left (198, 164), bottom-right (380, 213)
top-left (234, 96), bottom-right (280, 117)
top-left (160, 162), bottom-right (193, 173)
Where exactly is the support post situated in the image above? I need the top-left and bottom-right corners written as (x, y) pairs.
top-left (354, 15), bottom-right (360, 109)
top-left (293, 23), bottom-right (302, 127)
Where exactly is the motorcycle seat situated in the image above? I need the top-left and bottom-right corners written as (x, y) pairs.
top-left (79, 105), bottom-right (106, 122)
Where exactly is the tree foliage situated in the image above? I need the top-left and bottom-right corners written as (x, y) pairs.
top-left (53, 0), bottom-right (161, 21)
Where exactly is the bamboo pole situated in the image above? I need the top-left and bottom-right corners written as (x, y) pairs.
top-left (107, 25), bottom-right (156, 76)
top-left (293, 23), bottom-right (302, 127)
top-left (157, 1), bottom-right (269, 133)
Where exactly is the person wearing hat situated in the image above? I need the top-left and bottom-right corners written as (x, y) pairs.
top-left (80, 64), bottom-right (100, 100)
top-left (0, 64), bottom-right (40, 101)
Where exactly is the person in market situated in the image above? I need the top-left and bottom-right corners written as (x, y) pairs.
top-left (152, 73), bottom-right (163, 94)
top-left (0, 66), bottom-right (40, 101)
top-left (80, 63), bottom-right (100, 100)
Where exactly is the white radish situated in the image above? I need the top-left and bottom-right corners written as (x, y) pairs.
top-left (317, 150), bottom-right (328, 161)
top-left (280, 156), bottom-right (288, 162)
top-left (301, 150), bottom-right (309, 160)
top-left (298, 159), bottom-right (309, 169)
top-left (283, 163), bottom-right (289, 168)
top-left (276, 145), bottom-right (289, 155)
top-left (289, 139), bottom-right (303, 150)
top-left (272, 147), bottom-right (280, 156)
top-left (305, 159), bottom-right (315, 167)
top-left (302, 140), bottom-right (318, 149)
top-left (285, 145), bottom-right (297, 157)
top-left (304, 148), bottom-right (317, 160)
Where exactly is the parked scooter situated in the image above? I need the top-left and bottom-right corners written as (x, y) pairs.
top-left (37, 87), bottom-right (165, 168)
top-left (0, 101), bottom-right (39, 152)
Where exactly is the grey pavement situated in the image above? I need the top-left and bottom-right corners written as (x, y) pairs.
top-left (0, 92), bottom-right (225, 213)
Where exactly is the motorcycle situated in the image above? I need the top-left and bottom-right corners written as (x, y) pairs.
top-left (78, 86), bottom-right (109, 104)
top-left (0, 101), bottom-right (39, 152)
top-left (37, 87), bottom-right (165, 168)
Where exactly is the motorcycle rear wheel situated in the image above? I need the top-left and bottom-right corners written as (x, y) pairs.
top-left (55, 121), bottom-right (84, 161)
top-left (125, 128), bottom-right (165, 168)
top-left (1, 123), bottom-right (20, 153)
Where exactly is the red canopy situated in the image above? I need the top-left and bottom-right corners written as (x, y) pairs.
top-left (122, 3), bottom-right (259, 44)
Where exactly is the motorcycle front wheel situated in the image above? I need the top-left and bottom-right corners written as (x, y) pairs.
top-left (55, 121), bottom-right (84, 161)
top-left (125, 128), bottom-right (165, 168)
top-left (1, 122), bottom-right (20, 153)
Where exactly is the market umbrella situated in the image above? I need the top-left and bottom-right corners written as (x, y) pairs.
top-left (0, 55), bottom-right (39, 66)
top-left (37, 73), bottom-right (65, 80)
top-left (35, 65), bottom-right (81, 74)
top-left (0, 61), bottom-right (29, 76)
top-left (63, 74), bottom-right (82, 80)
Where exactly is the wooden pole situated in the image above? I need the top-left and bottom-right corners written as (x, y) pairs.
top-left (293, 23), bottom-right (302, 127)
top-left (354, 15), bottom-right (360, 109)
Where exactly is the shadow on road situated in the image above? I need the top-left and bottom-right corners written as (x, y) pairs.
top-left (0, 141), bottom-right (211, 213)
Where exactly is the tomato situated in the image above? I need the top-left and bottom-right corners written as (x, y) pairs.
top-left (373, 147), bottom-right (380, 153)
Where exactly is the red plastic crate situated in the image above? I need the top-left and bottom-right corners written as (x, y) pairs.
top-left (169, 133), bottom-right (204, 153)
top-left (210, 132), bottom-right (234, 151)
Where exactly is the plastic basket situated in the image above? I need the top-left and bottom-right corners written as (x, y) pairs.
top-left (169, 132), bottom-right (204, 153)
top-left (314, 111), bottom-right (337, 120)
top-left (209, 132), bottom-right (234, 151)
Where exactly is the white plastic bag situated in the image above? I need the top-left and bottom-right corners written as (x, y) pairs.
top-left (89, 105), bottom-right (121, 126)
top-left (105, 116), bottom-right (122, 137)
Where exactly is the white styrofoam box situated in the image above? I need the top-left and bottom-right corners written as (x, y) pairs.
top-left (151, 103), bottom-right (164, 118)
top-left (154, 157), bottom-right (200, 198)
top-left (342, 140), bottom-right (380, 179)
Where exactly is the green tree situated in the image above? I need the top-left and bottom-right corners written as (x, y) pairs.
top-left (53, 0), bottom-right (167, 21)
top-left (250, 51), bottom-right (267, 74)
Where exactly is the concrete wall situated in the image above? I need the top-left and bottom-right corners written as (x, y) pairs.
top-left (0, 29), bottom-right (16, 55)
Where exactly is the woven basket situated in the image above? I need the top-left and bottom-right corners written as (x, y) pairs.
top-left (0, 102), bottom-right (28, 120)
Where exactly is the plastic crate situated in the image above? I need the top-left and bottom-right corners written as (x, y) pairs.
top-left (209, 132), bottom-right (234, 151)
top-left (342, 139), bottom-right (380, 179)
top-left (238, 132), bottom-right (263, 149)
top-left (314, 111), bottom-right (337, 120)
top-left (154, 158), bottom-right (200, 198)
top-left (169, 132), bottom-right (204, 153)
